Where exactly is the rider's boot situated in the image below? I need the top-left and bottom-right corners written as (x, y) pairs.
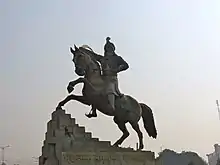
top-left (118, 91), bottom-right (124, 98)
top-left (85, 105), bottom-right (97, 118)
top-left (115, 81), bottom-right (124, 98)
top-left (107, 94), bottom-right (116, 114)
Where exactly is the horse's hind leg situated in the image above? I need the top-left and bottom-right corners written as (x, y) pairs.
top-left (113, 117), bottom-right (130, 147)
top-left (130, 122), bottom-right (143, 150)
top-left (57, 94), bottom-right (91, 108)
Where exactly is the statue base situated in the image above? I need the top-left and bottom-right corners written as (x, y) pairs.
top-left (39, 108), bottom-right (155, 165)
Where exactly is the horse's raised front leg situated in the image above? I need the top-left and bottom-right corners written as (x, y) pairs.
top-left (67, 77), bottom-right (96, 93)
top-left (57, 94), bottom-right (91, 109)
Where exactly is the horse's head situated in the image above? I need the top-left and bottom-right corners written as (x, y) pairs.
top-left (70, 45), bottom-right (99, 76)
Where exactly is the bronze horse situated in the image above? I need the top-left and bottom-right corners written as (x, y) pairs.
top-left (57, 45), bottom-right (157, 149)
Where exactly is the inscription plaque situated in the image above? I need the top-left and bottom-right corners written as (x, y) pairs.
top-left (62, 152), bottom-right (154, 165)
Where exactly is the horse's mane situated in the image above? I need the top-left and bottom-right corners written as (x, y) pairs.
top-left (81, 45), bottom-right (94, 52)
top-left (78, 45), bottom-right (101, 72)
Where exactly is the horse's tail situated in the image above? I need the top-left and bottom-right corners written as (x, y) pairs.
top-left (140, 103), bottom-right (157, 139)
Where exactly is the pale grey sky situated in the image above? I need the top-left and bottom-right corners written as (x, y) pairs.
top-left (1, 0), bottom-right (220, 164)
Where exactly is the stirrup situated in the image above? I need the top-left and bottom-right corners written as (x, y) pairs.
top-left (119, 93), bottom-right (124, 98)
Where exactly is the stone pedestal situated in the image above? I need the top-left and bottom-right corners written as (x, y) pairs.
top-left (39, 108), bottom-right (155, 165)
top-left (62, 151), bottom-right (155, 165)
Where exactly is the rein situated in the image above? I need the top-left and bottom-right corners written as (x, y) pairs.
top-left (78, 47), bottom-right (101, 73)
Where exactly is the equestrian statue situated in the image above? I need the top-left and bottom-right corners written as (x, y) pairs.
top-left (57, 37), bottom-right (157, 150)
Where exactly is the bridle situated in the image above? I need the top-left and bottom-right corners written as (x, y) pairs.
top-left (76, 48), bottom-right (101, 74)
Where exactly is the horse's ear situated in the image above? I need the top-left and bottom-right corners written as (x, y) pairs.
top-left (74, 44), bottom-right (79, 51)
top-left (70, 47), bottom-right (75, 54)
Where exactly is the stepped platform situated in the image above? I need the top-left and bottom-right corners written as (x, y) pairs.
top-left (39, 108), bottom-right (155, 165)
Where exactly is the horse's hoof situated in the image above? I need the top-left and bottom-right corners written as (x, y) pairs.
top-left (85, 113), bottom-right (97, 118)
top-left (119, 94), bottom-right (124, 98)
top-left (67, 86), bottom-right (74, 93)
top-left (113, 143), bottom-right (119, 147)
top-left (92, 113), bottom-right (97, 117)
top-left (85, 113), bottom-right (93, 118)
top-left (56, 106), bottom-right (63, 110)
top-left (139, 144), bottom-right (144, 150)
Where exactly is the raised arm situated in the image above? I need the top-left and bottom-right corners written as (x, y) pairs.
top-left (91, 52), bottom-right (103, 62)
top-left (117, 56), bottom-right (129, 72)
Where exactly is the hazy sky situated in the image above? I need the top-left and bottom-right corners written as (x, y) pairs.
top-left (1, 0), bottom-right (220, 164)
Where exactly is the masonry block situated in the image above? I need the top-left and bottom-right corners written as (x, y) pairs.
top-left (96, 141), bottom-right (111, 147)
top-left (70, 118), bottom-right (75, 125)
top-left (74, 126), bottom-right (85, 134)
top-left (84, 132), bottom-right (92, 139)
top-left (91, 137), bottom-right (99, 142)
top-left (54, 129), bottom-right (65, 137)
top-left (65, 114), bottom-right (71, 119)
top-left (52, 109), bottom-right (65, 120)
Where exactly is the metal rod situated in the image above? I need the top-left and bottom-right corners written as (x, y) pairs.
top-left (136, 143), bottom-right (138, 150)
top-left (0, 145), bottom-right (10, 164)
top-left (216, 100), bottom-right (220, 120)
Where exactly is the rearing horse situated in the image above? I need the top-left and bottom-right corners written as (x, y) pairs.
top-left (57, 45), bottom-right (157, 150)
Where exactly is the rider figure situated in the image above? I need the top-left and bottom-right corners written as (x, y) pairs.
top-left (86, 37), bottom-right (129, 118)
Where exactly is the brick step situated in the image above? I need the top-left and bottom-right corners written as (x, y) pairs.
top-left (52, 109), bottom-right (65, 119)
top-left (94, 141), bottom-right (111, 147)
top-left (70, 118), bottom-right (75, 125)
top-left (91, 137), bottom-right (99, 142)
top-left (65, 114), bottom-right (71, 120)
top-left (74, 126), bottom-right (85, 134)
top-left (111, 146), bottom-right (134, 152)
top-left (47, 120), bottom-right (57, 130)
top-left (84, 132), bottom-right (92, 139)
